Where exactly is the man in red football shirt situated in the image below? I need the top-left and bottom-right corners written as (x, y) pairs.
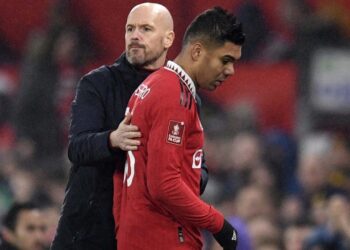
top-left (117, 7), bottom-right (245, 250)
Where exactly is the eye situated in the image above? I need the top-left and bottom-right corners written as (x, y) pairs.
top-left (142, 26), bottom-right (152, 32)
top-left (26, 225), bottom-right (36, 232)
top-left (39, 225), bottom-right (47, 232)
top-left (221, 56), bottom-right (234, 65)
top-left (222, 58), bottom-right (230, 65)
top-left (126, 26), bottom-right (134, 32)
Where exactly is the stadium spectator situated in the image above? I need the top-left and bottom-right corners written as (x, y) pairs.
top-left (303, 194), bottom-right (350, 249)
top-left (0, 202), bottom-right (47, 250)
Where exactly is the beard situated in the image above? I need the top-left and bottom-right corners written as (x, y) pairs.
top-left (126, 41), bottom-right (167, 68)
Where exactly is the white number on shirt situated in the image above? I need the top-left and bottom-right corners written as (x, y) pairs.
top-left (123, 151), bottom-right (135, 187)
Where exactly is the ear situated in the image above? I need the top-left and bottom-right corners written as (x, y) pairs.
top-left (190, 42), bottom-right (204, 62)
top-left (164, 30), bottom-right (175, 49)
top-left (1, 227), bottom-right (16, 244)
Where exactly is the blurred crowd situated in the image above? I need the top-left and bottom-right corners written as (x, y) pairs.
top-left (1, 0), bottom-right (350, 249)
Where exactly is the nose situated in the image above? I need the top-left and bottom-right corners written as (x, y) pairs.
top-left (130, 29), bottom-right (141, 40)
top-left (224, 63), bottom-right (234, 77)
top-left (32, 230), bottom-right (45, 242)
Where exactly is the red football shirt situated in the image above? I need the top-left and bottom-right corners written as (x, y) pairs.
top-left (115, 61), bottom-right (224, 250)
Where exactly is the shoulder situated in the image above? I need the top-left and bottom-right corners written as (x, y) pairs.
top-left (81, 65), bottom-right (112, 84)
top-left (141, 68), bottom-right (194, 110)
top-left (147, 68), bottom-right (181, 95)
top-left (82, 53), bottom-right (126, 83)
top-left (143, 68), bottom-right (181, 101)
top-left (76, 65), bottom-right (116, 93)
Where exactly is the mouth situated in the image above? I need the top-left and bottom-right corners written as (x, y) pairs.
top-left (128, 43), bottom-right (145, 50)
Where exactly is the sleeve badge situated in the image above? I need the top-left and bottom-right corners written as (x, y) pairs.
top-left (167, 120), bottom-right (185, 145)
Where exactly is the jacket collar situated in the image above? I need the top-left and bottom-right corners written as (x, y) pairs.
top-left (115, 53), bottom-right (154, 75)
top-left (165, 60), bottom-right (196, 100)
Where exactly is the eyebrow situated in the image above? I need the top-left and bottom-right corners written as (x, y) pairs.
top-left (223, 55), bottom-right (237, 62)
top-left (126, 23), bottom-right (154, 28)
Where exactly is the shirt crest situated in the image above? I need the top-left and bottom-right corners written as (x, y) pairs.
top-left (166, 120), bottom-right (185, 145)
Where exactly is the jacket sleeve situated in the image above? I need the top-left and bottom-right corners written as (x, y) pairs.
top-left (200, 154), bottom-right (209, 195)
top-left (68, 75), bottom-right (121, 165)
top-left (145, 90), bottom-right (224, 234)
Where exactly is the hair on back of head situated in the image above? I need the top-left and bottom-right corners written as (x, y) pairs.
top-left (182, 6), bottom-right (245, 48)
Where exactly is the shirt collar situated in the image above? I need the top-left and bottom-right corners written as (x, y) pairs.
top-left (165, 60), bottom-right (196, 99)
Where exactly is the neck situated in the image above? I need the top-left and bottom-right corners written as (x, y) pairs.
top-left (174, 54), bottom-right (198, 89)
top-left (143, 51), bottom-right (168, 70)
top-left (143, 61), bottom-right (164, 70)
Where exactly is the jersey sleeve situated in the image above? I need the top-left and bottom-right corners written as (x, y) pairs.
top-left (144, 81), bottom-right (224, 233)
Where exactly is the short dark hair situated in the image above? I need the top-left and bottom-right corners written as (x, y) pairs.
top-left (182, 7), bottom-right (245, 48)
top-left (2, 202), bottom-right (40, 231)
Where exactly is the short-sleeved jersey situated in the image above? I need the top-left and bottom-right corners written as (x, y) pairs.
top-left (115, 61), bottom-right (224, 250)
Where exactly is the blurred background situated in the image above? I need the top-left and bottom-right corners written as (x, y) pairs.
top-left (0, 0), bottom-right (350, 249)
